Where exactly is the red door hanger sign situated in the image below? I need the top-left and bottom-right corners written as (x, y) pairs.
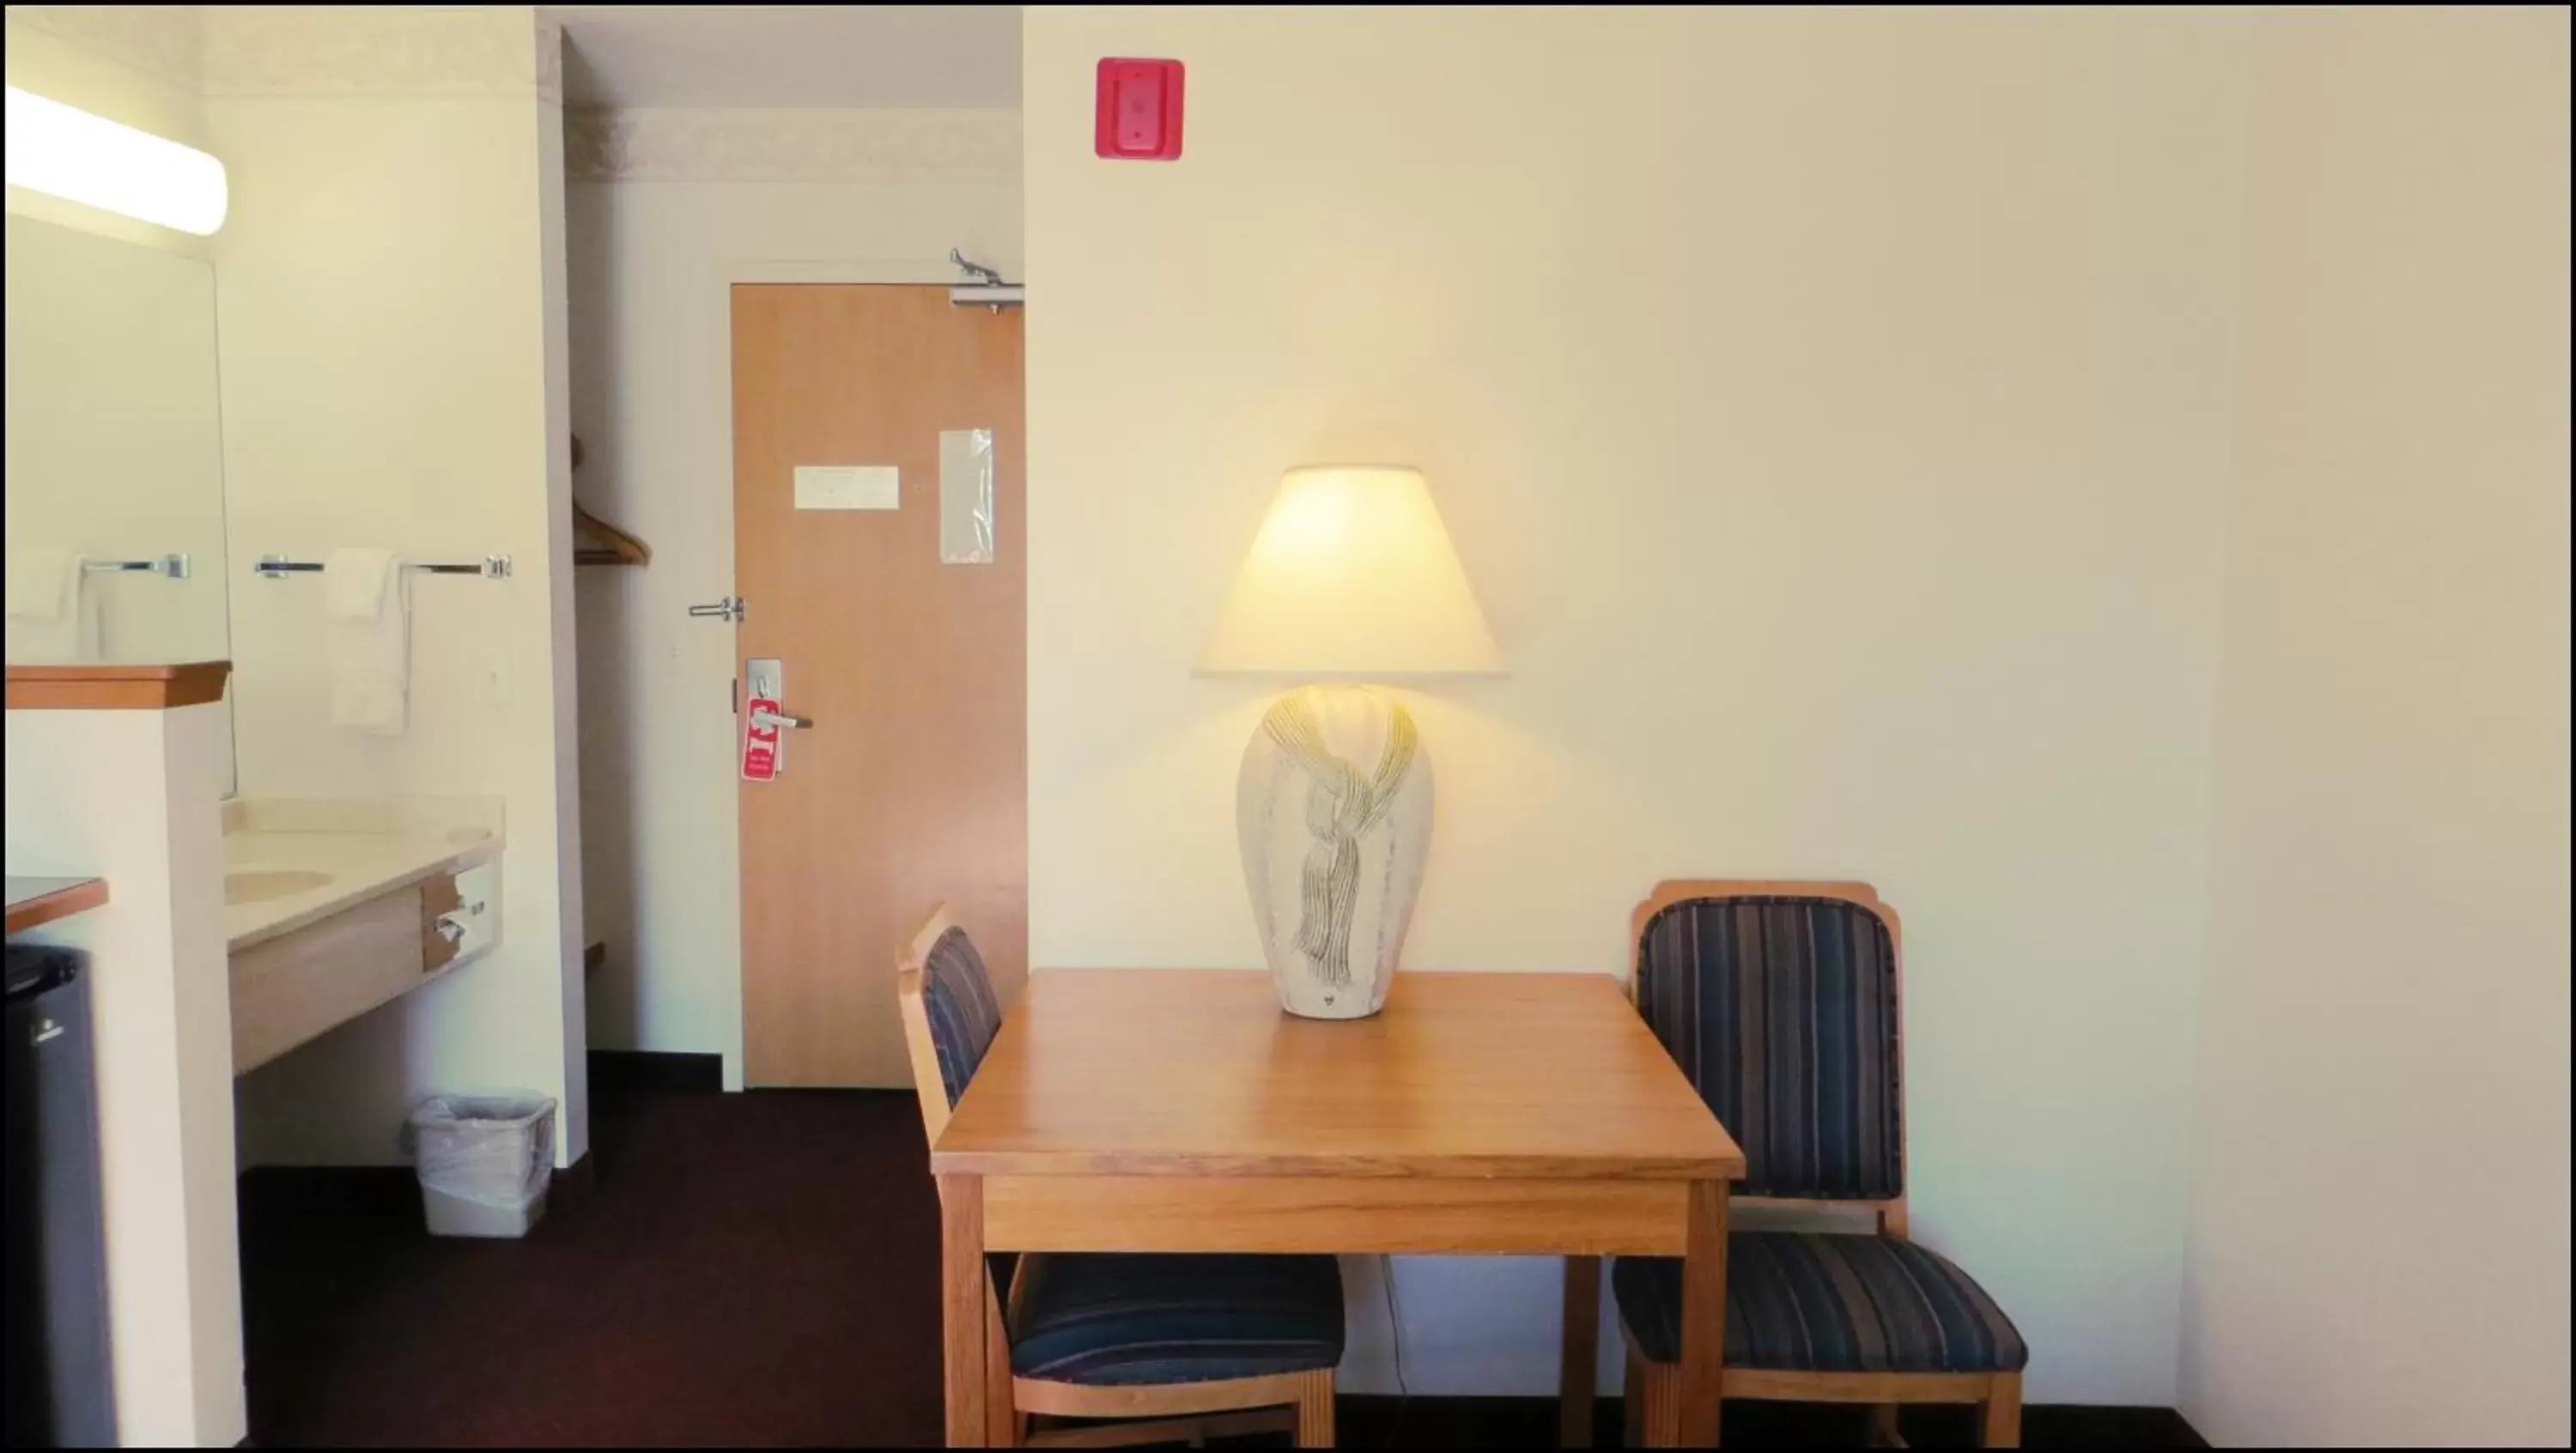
top-left (741, 696), bottom-right (782, 782)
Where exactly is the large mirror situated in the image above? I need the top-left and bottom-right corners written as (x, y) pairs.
top-left (4, 210), bottom-right (234, 786)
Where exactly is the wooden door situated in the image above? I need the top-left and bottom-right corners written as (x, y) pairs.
top-left (732, 284), bottom-right (1025, 1087)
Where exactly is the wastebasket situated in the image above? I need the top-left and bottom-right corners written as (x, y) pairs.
top-left (407, 1092), bottom-right (554, 1238)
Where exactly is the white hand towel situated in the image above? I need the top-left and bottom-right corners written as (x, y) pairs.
top-left (4, 550), bottom-right (98, 662)
top-left (324, 548), bottom-right (409, 733)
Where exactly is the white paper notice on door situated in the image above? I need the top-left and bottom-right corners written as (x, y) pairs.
top-left (794, 465), bottom-right (899, 511)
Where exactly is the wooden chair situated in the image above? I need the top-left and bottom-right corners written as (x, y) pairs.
top-left (1613, 881), bottom-right (2025, 1448)
top-left (896, 905), bottom-right (1343, 1449)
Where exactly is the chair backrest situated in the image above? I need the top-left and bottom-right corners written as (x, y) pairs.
top-left (895, 904), bottom-right (1005, 1143)
top-left (1630, 880), bottom-right (1909, 1232)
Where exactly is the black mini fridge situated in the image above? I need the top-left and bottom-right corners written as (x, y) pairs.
top-left (3, 944), bottom-right (115, 1449)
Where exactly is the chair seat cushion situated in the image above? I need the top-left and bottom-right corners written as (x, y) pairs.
top-left (1615, 1231), bottom-right (2026, 1374)
top-left (1007, 1253), bottom-right (1346, 1387)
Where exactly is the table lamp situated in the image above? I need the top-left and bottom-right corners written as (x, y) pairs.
top-left (1199, 465), bottom-right (1503, 1018)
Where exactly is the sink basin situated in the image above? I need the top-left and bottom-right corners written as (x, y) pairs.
top-left (225, 869), bottom-right (334, 905)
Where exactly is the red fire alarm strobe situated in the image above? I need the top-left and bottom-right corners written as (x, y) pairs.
top-left (1096, 58), bottom-right (1184, 160)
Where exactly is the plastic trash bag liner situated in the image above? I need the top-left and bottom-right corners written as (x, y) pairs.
top-left (406, 1091), bottom-right (554, 1210)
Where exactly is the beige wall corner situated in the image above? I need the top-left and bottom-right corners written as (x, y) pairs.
top-left (2180, 9), bottom-right (2573, 1445)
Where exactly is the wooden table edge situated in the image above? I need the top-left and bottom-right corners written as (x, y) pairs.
top-left (4, 878), bottom-right (110, 936)
top-left (927, 1149), bottom-right (1746, 1180)
top-left (971, 1170), bottom-right (1735, 1257)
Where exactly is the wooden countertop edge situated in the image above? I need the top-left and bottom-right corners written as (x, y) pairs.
top-left (927, 1150), bottom-right (1749, 1181)
top-left (226, 839), bottom-right (500, 953)
top-left (3, 878), bottom-right (110, 936)
top-left (7, 661), bottom-right (231, 710)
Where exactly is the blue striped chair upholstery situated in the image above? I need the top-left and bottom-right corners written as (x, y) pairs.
top-left (913, 925), bottom-right (1346, 1389)
top-left (1008, 1253), bottom-right (1346, 1386)
top-left (1616, 891), bottom-right (2026, 1383)
top-left (1613, 1231), bottom-right (2026, 1374)
top-left (1634, 896), bottom-right (1903, 1200)
top-left (920, 926), bottom-right (1005, 1110)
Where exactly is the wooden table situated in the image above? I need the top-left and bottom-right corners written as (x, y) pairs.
top-left (930, 970), bottom-right (1745, 1447)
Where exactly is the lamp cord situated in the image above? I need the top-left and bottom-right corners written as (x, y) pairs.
top-left (1380, 1255), bottom-right (1408, 1447)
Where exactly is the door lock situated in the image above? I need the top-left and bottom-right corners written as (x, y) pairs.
top-left (688, 596), bottom-right (746, 623)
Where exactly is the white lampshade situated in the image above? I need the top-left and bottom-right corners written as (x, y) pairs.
top-left (4, 86), bottom-right (229, 236)
top-left (1199, 465), bottom-right (1502, 679)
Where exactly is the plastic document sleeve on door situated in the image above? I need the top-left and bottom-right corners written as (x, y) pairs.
top-left (939, 429), bottom-right (996, 565)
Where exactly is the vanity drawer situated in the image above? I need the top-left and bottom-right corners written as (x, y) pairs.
top-left (230, 884), bottom-right (428, 1074)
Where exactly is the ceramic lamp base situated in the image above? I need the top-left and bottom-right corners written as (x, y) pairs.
top-left (1235, 684), bottom-right (1433, 1019)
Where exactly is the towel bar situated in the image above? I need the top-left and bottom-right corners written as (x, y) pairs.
top-left (82, 555), bottom-right (191, 579)
top-left (253, 554), bottom-right (512, 580)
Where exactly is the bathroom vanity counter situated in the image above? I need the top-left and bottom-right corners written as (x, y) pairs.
top-left (222, 799), bottom-right (504, 1074)
top-left (5, 875), bottom-right (107, 936)
top-left (225, 826), bottom-right (495, 951)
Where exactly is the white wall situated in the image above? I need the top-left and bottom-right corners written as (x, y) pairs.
top-left (7, 702), bottom-right (243, 1449)
top-left (206, 8), bottom-right (588, 1170)
top-left (565, 106), bottom-right (1019, 1084)
top-left (1025, 9), bottom-right (2254, 1402)
top-left (2180, 9), bottom-right (2573, 1445)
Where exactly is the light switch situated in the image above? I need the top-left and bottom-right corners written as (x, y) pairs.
top-left (477, 648), bottom-right (511, 705)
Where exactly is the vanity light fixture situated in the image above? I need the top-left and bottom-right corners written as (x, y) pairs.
top-left (4, 86), bottom-right (228, 236)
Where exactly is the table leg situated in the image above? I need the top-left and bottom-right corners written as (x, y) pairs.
top-left (939, 1174), bottom-right (988, 1447)
top-left (986, 1275), bottom-right (1018, 1446)
top-left (1678, 1180), bottom-right (1728, 1446)
top-left (1558, 1255), bottom-right (1600, 1447)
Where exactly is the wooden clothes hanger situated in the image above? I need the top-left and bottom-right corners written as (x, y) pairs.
top-left (568, 434), bottom-right (651, 567)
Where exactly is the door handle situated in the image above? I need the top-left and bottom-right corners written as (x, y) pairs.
top-left (750, 708), bottom-right (811, 731)
top-left (689, 596), bottom-right (746, 622)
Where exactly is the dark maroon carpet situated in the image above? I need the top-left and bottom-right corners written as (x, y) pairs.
top-left (237, 1084), bottom-right (2200, 1448)
top-left (241, 1088), bottom-right (946, 1447)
